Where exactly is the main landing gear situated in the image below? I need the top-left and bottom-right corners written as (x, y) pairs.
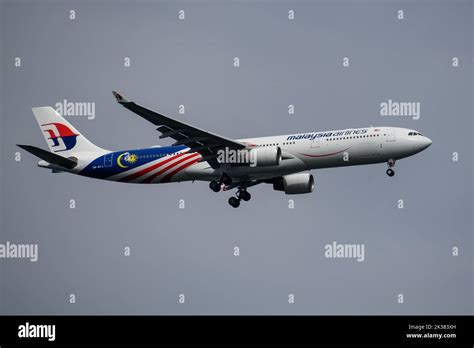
top-left (228, 196), bottom-right (240, 208)
top-left (386, 159), bottom-right (395, 177)
top-left (209, 174), bottom-right (253, 208)
top-left (209, 173), bottom-right (232, 192)
top-left (228, 187), bottom-right (251, 208)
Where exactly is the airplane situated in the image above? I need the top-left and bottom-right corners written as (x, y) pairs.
top-left (17, 91), bottom-right (432, 208)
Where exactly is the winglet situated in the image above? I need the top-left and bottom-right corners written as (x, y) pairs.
top-left (112, 91), bottom-right (131, 104)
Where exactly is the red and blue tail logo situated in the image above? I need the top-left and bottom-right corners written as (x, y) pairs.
top-left (41, 122), bottom-right (79, 152)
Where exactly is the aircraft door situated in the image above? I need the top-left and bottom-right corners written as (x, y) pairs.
top-left (104, 153), bottom-right (113, 167)
top-left (386, 128), bottom-right (395, 142)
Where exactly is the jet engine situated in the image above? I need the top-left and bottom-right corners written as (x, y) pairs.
top-left (273, 173), bottom-right (315, 194)
top-left (250, 146), bottom-right (281, 167)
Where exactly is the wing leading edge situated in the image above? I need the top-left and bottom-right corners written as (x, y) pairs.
top-left (112, 91), bottom-right (247, 168)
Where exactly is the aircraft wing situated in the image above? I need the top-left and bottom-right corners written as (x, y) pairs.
top-left (112, 91), bottom-right (247, 168)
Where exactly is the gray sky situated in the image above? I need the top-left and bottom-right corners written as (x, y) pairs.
top-left (0, 0), bottom-right (472, 314)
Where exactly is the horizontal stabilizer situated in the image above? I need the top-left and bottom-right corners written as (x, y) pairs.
top-left (17, 144), bottom-right (77, 169)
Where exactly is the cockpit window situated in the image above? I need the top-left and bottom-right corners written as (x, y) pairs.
top-left (408, 132), bottom-right (422, 136)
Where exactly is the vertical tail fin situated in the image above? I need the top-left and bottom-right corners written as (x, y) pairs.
top-left (32, 107), bottom-right (105, 156)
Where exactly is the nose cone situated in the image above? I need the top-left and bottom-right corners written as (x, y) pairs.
top-left (423, 136), bottom-right (432, 148)
top-left (418, 136), bottom-right (432, 151)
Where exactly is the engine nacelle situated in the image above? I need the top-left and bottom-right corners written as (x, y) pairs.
top-left (273, 173), bottom-right (315, 194)
top-left (250, 146), bottom-right (281, 167)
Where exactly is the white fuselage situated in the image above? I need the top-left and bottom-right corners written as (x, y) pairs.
top-left (48, 126), bottom-right (431, 184)
top-left (179, 126), bottom-right (432, 182)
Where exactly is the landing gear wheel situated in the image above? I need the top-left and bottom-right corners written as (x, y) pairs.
top-left (221, 174), bottom-right (232, 186)
top-left (239, 190), bottom-right (251, 201)
top-left (386, 168), bottom-right (395, 177)
top-left (228, 196), bottom-right (240, 208)
top-left (209, 180), bottom-right (221, 192)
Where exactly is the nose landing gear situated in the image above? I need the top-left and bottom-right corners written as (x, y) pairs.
top-left (386, 159), bottom-right (395, 177)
